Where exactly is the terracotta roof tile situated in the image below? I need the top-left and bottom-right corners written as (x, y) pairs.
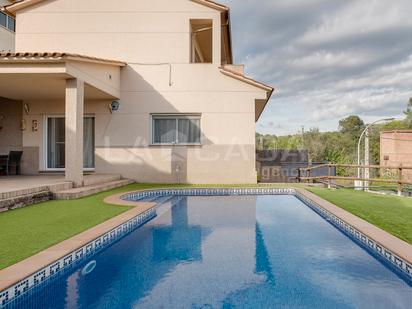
top-left (0, 52), bottom-right (126, 66)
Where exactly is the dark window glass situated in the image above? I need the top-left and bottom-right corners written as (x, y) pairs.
top-left (153, 119), bottom-right (177, 144)
top-left (152, 116), bottom-right (201, 144)
top-left (0, 12), bottom-right (6, 28)
top-left (178, 119), bottom-right (201, 144)
top-left (7, 16), bottom-right (15, 32)
top-left (47, 117), bottom-right (95, 169)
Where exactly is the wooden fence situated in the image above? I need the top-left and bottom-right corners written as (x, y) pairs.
top-left (298, 163), bottom-right (412, 195)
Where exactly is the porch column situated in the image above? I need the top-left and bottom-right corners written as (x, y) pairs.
top-left (65, 78), bottom-right (84, 187)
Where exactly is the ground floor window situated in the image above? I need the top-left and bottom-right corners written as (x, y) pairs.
top-left (152, 115), bottom-right (201, 145)
top-left (46, 116), bottom-right (95, 169)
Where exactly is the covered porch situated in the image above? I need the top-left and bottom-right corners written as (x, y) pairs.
top-left (0, 52), bottom-right (125, 187)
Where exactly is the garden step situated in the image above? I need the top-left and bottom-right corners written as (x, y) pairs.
top-left (83, 174), bottom-right (122, 187)
top-left (54, 179), bottom-right (135, 200)
top-left (0, 182), bottom-right (72, 200)
top-left (0, 190), bottom-right (52, 212)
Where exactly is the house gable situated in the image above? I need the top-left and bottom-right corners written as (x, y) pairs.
top-left (5, 0), bottom-right (228, 15)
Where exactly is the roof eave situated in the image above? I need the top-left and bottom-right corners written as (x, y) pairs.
top-left (191, 0), bottom-right (229, 12)
top-left (255, 88), bottom-right (274, 121)
top-left (220, 67), bottom-right (274, 93)
top-left (219, 67), bottom-right (275, 122)
top-left (4, 0), bottom-right (45, 16)
top-left (0, 53), bottom-right (127, 67)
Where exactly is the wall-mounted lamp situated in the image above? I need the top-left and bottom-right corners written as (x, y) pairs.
top-left (20, 119), bottom-right (27, 131)
top-left (24, 103), bottom-right (30, 115)
top-left (108, 101), bottom-right (120, 114)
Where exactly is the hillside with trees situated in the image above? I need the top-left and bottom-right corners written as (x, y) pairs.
top-left (257, 98), bottom-right (412, 166)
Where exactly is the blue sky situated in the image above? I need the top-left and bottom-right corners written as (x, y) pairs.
top-left (220, 0), bottom-right (412, 135)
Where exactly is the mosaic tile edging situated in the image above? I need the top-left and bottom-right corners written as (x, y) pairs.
top-left (0, 208), bottom-right (156, 308)
top-left (294, 191), bottom-right (412, 283)
top-left (121, 187), bottom-right (295, 202)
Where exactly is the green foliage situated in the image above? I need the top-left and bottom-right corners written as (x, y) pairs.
top-left (257, 100), bottom-right (412, 172)
top-left (382, 120), bottom-right (410, 130)
top-left (338, 115), bottom-right (365, 138)
top-left (404, 97), bottom-right (412, 128)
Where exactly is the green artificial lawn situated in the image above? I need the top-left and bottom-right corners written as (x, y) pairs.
top-left (307, 187), bottom-right (412, 244)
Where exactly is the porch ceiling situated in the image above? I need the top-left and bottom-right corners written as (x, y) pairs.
top-left (0, 73), bottom-right (117, 101)
top-left (0, 53), bottom-right (124, 101)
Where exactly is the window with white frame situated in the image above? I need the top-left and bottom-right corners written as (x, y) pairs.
top-left (152, 115), bottom-right (201, 145)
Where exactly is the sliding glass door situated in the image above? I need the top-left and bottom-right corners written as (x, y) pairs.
top-left (46, 116), bottom-right (95, 170)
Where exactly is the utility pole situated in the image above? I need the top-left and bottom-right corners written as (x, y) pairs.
top-left (364, 128), bottom-right (370, 191)
top-left (356, 118), bottom-right (395, 190)
top-left (301, 126), bottom-right (304, 149)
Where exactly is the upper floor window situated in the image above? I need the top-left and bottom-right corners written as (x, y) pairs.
top-left (190, 19), bottom-right (212, 63)
top-left (0, 12), bottom-right (15, 32)
top-left (152, 114), bottom-right (201, 145)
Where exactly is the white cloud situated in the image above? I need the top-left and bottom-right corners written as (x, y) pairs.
top-left (220, 0), bottom-right (412, 135)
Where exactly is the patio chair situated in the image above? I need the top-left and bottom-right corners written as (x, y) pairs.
top-left (0, 151), bottom-right (23, 176)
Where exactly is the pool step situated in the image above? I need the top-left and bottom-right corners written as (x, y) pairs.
top-left (54, 179), bottom-right (135, 200)
top-left (143, 195), bottom-right (183, 205)
top-left (145, 195), bottom-right (172, 204)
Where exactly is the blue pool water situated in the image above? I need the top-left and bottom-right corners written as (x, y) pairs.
top-left (7, 195), bottom-right (412, 308)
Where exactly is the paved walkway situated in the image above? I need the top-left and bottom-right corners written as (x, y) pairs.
top-left (0, 175), bottom-right (69, 194)
top-left (0, 174), bottom-right (122, 196)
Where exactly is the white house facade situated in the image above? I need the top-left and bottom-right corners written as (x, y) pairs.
top-left (0, 0), bottom-right (273, 185)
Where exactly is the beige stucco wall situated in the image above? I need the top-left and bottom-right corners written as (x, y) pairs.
top-left (0, 27), bottom-right (14, 52)
top-left (0, 97), bottom-right (22, 154)
top-left (13, 0), bottom-right (267, 184)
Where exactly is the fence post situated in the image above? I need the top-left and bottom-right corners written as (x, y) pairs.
top-left (328, 164), bottom-right (332, 189)
top-left (308, 166), bottom-right (312, 183)
top-left (397, 165), bottom-right (403, 197)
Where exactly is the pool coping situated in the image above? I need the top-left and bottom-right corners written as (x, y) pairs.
top-left (1, 186), bottom-right (411, 306)
top-left (0, 201), bottom-right (156, 294)
top-left (295, 188), bottom-right (412, 266)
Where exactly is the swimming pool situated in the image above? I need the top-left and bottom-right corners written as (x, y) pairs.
top-left (3, 192), bottom-right (412, 308)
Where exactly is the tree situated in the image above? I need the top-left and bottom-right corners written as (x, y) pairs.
top-left (302, 128), bottom-right (325, 162)
top-left (338, 115), bottom-right (365, 137)
top-left (404, 97), bottom-right (412, 128)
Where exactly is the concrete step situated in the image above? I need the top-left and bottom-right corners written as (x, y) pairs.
top-left (0, 182), bottom-right (72, 200)
top-left (83, 174), bottom-right (122, 187)
top-left (54, 179), bottom-right (135, 200)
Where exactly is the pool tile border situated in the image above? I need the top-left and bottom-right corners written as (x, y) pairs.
top-left (294, 189), bottom-right (412, 283)
top-left (1, 187), bottom-right (411, 307)
top-left (120, 187), bottom-right (295, 202)
top-left (0, 207), bottom-right (156, 308)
